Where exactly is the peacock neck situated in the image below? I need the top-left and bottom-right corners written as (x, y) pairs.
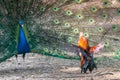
top-left (17, 25), bottom-right (30, 54)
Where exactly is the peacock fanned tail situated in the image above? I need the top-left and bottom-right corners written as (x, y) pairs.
top-left (0, 0), bottom-right (120, 63)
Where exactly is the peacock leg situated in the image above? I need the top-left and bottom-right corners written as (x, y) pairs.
top-left (15, 54), bottom-right (18, 61)
top-left (22, 53), bottom-right (26, 60)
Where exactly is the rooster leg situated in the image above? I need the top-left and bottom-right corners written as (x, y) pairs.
top-left (78, 52), bottom-right (88, 73)
top-left (78, 52), bottom-right (84, 68)
top-left (77, 48), bottom-right (91, 73)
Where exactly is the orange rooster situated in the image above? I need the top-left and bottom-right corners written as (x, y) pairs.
top-left (77, 32), bottom-right (104, 73)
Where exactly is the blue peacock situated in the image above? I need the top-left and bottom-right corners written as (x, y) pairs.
top-left (16, 19), bottom-right (30, 59)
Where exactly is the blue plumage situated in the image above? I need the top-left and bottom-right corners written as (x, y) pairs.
top-left (17, 26), bottom-right (30, 54)
top-left (17, 20), bottom-right (30, 59)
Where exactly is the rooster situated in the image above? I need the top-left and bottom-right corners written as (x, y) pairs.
top-left (77, 32), bottom-right (104, 73)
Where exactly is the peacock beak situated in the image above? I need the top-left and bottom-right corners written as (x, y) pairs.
top-left (21, 25), bottom-right (23, 27)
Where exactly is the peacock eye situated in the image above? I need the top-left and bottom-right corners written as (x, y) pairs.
top-left (102, 0), bottom-right (110, 7)
top-left (73, 28), bottom-right (79, 34)
top-left (90, 6), bottom-right (98, 13)
top-left (114, 49), bottom-right (120, 59)
top-left (117, 9), bottom-right (120, 15)
top-left (64, 22), bottom-right (70, 27)
top-left (83, 33), bottom-right (89, 38)
top-left (101, 14), bottom-right (108, 19)
top-left (24, 1), bottom-right (28, 5)
top-left (65, 10), bottom-right (73, 16)
top-left (53, 19), bottom-right (60, 24)
top-left (89, 18), bottom-right (95, 24)
top-left (117, 0), bottom-right (120, 2)
top-left (76, 13), bottom-right (83, 19)
top-left (39, 6), bottom-right (46, 12)
top-left (30, 11), bottom-right (33, 15)
top-left (44, 48), bottom-right (49, 53)
top-left (104, 42), bottom-right (109, 47)
top-left (75, 0), bottom-right (82, 4)
top-left (115, 49), bottom-right (120, 55)
top-left (52, 6), bottom-right (59, 12)
top-left (103, 2), bottom-right (108, 5)
top-left (97, 27), bottom-right (103, 32)
top-left (112, 25), bottom-right (117, 30)
top-left (67, 37), bottom-right (72, 42)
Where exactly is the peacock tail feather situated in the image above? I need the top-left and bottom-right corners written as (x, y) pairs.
top-left (0, 0), bottom-right (120, 62)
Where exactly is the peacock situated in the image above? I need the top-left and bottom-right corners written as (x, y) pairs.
top-left (0, 0), bottom-right (120, 73)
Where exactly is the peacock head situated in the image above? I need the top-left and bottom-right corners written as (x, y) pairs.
top-left (19, 19), bottom-right (24, 27)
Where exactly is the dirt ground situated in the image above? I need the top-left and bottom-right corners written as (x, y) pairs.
top-left (0, 53), bottom-right (120, 80)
